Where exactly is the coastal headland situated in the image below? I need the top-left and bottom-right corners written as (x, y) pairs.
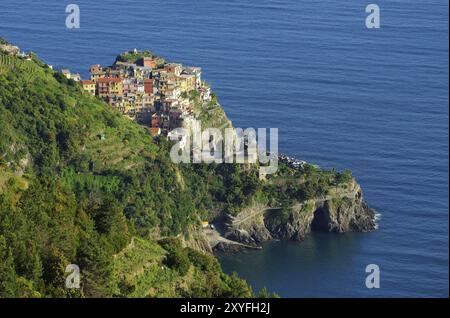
top-left (0, 39), bottom-right (376, 297)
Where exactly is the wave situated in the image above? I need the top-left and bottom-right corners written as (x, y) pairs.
top-left (374, 211), bottom-right (382, 230)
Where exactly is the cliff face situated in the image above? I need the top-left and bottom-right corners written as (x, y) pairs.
top-left (182, 225), bottom-right (213, 254)
top-left (221, 180), bottom-right (375, 246)
top-left (224, 203), bottom-right (272, 244)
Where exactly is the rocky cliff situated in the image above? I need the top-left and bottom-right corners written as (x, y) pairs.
top-left (218, 180), bottom-right (375, 248)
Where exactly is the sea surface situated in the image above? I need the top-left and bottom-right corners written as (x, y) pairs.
top-left (0, 0), bottom-right (448, 297)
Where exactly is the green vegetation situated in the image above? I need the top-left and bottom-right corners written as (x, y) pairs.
top-left (115, 50), bottom-right (165, 67)
top-left (0, 50), bottom-right (257, 297)
top-left (265, 205), bottom-right (292, 229)
top-left (0, 42), bottom-right (351, 298)
top-left (109, 237), bottom-right (253, 297)
top-left (186, 89), bottom-right (231, 132)
top-left (263, 163), bottom-right (354, 207)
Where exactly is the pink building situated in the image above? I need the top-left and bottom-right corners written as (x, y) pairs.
top-left (151, 113), bottom-right (161, 128)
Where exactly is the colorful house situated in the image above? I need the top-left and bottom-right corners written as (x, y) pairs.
top-left (81, 80), bottom-right (96, 96)
top-left (151, 113), bottom-right (161, 128)
top-left (90, 64), bottom-right (106, 82)
top-left (70, 73), bottom-right (81, 82)
top-left (182, 67), bottom-right (202, 89)
top-left (164, 63), bottom-right (183, 76)
top-left (144, 78), bottom-right (154, 94)
top-left (139, 57), bottom-right (158, 69)
top-left (97, 77), bottom-right (123, 98)
top-left (150, 127), bottom-right (161, 136)
top-left (61, 69), bottom-right (71, 79)
top-left (122, 78), bottom-right (137, 95)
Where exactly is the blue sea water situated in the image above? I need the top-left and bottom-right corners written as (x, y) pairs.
top-left (0, 0), bottom-right (448, 297)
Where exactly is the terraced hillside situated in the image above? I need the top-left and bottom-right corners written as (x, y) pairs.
top-left (0, 42), bottom-right (259, 297)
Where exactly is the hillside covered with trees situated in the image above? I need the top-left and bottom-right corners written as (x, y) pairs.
top-left (0, 42), bottom-right (267, 297)
top-left (0, 39), bottom-right (358, 298)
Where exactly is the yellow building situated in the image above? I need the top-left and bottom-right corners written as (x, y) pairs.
top-left (81, 80), bottom-right (96, 96)
top-left (97, 77), bottom-right (123, 98)
top-left (109, 80), bottom-right (123, 97)
top-left (180, 74), bottom-right (196, 93)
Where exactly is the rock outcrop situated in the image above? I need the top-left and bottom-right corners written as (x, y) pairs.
top-left (219, 180), bottom-right (376, 246)
top-left (224, 203), bottom-right (273, 245)
top-left (182, 225), bottom-right (213, 253)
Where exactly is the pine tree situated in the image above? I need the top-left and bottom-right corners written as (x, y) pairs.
top-left (0, 235), bottom-right (18, 297)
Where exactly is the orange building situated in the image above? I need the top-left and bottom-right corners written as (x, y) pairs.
top-left (90, 64), bottom-right (106, 82)
top-left (139, 57), bottom-right (158, 68)
top-left (150, 127), bottom-right (161, 136)
top-left (164, 63), bottom-right (182, 76)
top-left (97, 77), bottom-right (123, 98)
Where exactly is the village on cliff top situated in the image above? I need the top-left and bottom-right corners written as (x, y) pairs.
top-left (1, 42), bottom-right (213, 137)
top-left (79, 49), bottom-right (213, 137)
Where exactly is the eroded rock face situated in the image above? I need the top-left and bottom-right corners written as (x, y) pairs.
top-left (270, 203), bottom-right (316, 241)
top-left (224, 204), bottom-right (273, 245)
top-left (182, 225), bottom-right (213, 253)
top-left (222, 181), bottom-right (376, 245)
top-left (213, 242), bottom-right (247, 253)
top-left (311, 194), bottom-right (375, 234)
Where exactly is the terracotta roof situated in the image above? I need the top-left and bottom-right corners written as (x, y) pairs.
top-left (81, 80), bottom-right (95, 85)
top-left (97, 77), bottom-right (122, 84)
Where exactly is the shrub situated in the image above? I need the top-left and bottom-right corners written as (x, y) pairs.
top-left (187, 249), bottom-right (220, 272)
top-left (159, 238), bottom-right (190, 276)
top-left (163, 248), bottom-right (190, 276)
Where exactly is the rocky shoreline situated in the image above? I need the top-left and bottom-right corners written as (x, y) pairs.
top-left (201, 179), bottom-right (376, 253)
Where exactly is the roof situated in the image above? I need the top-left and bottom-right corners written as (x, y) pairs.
top-left (180, 73), bottom-right (195, 79)
top-left (122, 78), bottom-right (136, 84)
top-left (97, 77), bottom-right (122, 84)
top-left (182, 67), bottom-right (201, 74)
top-left (166, 63), bottom-right (182, 67)
top-left (81, 80), bottom-right (95, 85)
